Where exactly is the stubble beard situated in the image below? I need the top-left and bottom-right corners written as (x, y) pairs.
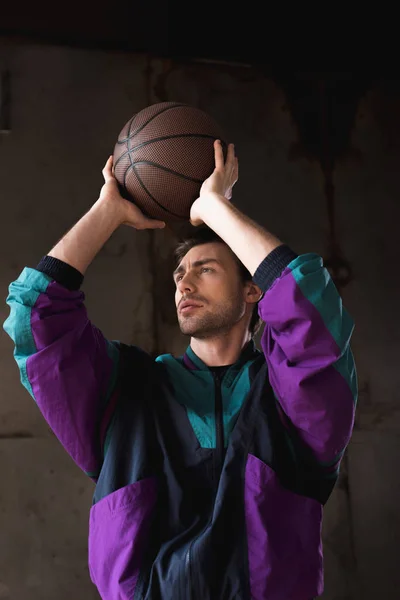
top-left (178, 297), bottom-right (245, 339)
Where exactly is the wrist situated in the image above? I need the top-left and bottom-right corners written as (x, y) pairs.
top-left (94, 196), bottom-right (125, 229)
top-left (195, 192), bottom-right (229, 221)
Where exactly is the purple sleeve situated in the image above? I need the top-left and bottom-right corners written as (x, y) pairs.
top-left (254, 247), bottom-right (357, 466)
top-left (4, 266), bottom-right (120, 478)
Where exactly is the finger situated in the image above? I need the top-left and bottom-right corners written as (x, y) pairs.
top-left (102, 156), bottom-right (114, 182)
top-left (214, 140), bottom-right (225, 170)
top-left (226, 143), bottom-right (235, 167)
top-left (140, 218), bottom-right (166, 230)
top-left (233, 157), bottom-right (239, 182)
top-left (190, 217), bottom-right (203, 227)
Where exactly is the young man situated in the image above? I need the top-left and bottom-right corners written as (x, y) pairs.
top-left (4, 141), bottom-right (357, 600)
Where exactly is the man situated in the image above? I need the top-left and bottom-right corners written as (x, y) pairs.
top-left (4, 141), bottom-right (357, 599)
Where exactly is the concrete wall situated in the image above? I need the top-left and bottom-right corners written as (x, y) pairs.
top-left (0, 40), bottom-right (398, 599)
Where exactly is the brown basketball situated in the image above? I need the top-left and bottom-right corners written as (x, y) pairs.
top-left (113, 102), bottom-right (227, 221)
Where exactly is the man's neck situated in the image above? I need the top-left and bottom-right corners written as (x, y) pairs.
top-left (190, 329), bottom-right (252, 367)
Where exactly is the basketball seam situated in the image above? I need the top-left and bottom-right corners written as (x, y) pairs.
top-left (124, 115), bottom-right (136, 190)
top-left (114, 133), bottom-right (221, 171)
top-left (132, 165), bottom-right (186, 219)
top-left (130, 161), bottom-right (204, 184)
top-left (117, 103), bottom-right (188, 143)
top-left (115, 104), bottom-right (224, 220)
top-left (130, 132), bottom-right (220, 152)
top-left (116, 115), bottom-right (135, 145)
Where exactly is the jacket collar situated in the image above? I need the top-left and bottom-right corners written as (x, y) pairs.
top-left (183, 339), bottom-right (259, 375)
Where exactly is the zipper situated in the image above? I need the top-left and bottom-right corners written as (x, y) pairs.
top-left (213, 371), bottom-right (225, 472)
top-left (184, 371), bottom-right (225, 599)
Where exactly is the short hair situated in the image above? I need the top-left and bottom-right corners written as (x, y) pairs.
top-left (174, 226), bottom-right (262, 336)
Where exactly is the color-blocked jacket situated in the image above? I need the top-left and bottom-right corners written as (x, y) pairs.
top-left (3, 245), bottom-right (357, 600)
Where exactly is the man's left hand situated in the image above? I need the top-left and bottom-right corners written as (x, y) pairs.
top-left (190, 140), bottom-right (238, 226)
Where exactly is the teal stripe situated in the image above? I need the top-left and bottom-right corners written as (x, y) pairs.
top-left (186, 404), bottom-right (215, 448)
top-left (3, 269), bottom-right (52, 400)
top-left (288, 254), bottom-right (353, 348)
top-left (334, 347), bottom-right (358, 405)
top-left (157, 353), bottom-right (216, 447)
top-left (288, 254), bottom-right (357, 405)
top-left (156, 353), bottom-right (255, 448)
top-left (222, 361), bottom-right (252, 446)
top-left (185, 345), bottom-right (206, 370)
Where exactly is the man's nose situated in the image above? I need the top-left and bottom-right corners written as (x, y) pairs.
top-left (177, 273), bottom-right (196, 293)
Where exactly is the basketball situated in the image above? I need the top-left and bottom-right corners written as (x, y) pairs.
top-left (113, 102), bottom-right (227, 221)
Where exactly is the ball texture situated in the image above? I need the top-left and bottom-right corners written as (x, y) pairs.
top-left (113, 102), bottom-right (226, 221)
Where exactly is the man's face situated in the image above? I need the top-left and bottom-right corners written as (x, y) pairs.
top-left (174, 242), bottom-right (248, 338)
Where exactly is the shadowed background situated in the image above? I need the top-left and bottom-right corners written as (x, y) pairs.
top-left (0, 8), bottom-right (398, 599)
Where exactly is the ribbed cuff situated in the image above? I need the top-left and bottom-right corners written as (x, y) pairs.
top-left (36, 256), bottom-right (84, 291)
top-left (253, 245), bottom-right (298, 292)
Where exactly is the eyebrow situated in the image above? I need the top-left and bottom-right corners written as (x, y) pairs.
top-left (173, 258), bottom-right (221, 279)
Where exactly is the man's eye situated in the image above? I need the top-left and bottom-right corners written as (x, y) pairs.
top-left (201, 267), bottom-right (212, 273)
top-left (176, 275), bottom-right (183, 282)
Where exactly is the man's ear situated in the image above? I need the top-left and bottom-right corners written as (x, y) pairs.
top-left (244, 281), bottom-right (263, 305)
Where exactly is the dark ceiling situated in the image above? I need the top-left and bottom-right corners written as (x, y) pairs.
top-left (0, 7), bottom-right (393, 168)
top-left (0, 3), bottom-right (381, 72)
top-left (1, 3), bottom-right (168, 57)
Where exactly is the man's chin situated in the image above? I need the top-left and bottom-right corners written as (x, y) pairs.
top-left (178, 321), bottom-right (197, 337)
top-left (178, 317), bottom-right (202, 337)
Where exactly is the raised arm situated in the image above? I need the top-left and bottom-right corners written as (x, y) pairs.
top-left (3, 157), bottom-right (165, 478)
top-left (191, 141), bottom-right (357, 467)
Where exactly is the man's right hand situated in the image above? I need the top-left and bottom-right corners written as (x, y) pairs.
top-left (46, 156), bottom-right (165, 275)
top-left (100, 156), bottom-right (165, 231)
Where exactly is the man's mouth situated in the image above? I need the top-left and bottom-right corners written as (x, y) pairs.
top-left (179, 300), bottom-right (203, 314)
